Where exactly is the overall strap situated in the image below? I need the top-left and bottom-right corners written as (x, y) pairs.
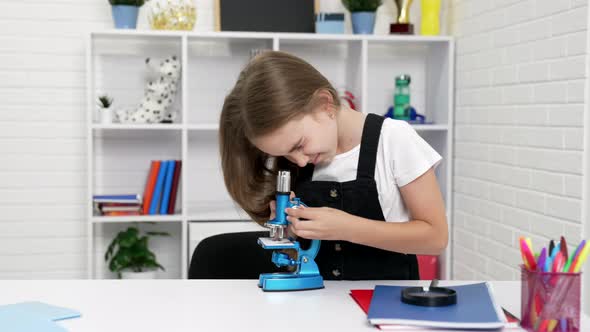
top-left (356, 113), bottom-right (385, 180)
top-left (296, 164), bottom-right (315, 183)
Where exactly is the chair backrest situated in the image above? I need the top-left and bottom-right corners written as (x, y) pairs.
top-left (189, 231), bottom-right (437, 280)
top-left (188, 231), bottom-right (283, 279)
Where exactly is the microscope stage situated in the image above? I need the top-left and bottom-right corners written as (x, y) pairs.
top-left (258, 237), bottom-right (297, 249)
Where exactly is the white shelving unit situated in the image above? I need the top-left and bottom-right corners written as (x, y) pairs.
top-left (87, 30), bottom-right (454, 280)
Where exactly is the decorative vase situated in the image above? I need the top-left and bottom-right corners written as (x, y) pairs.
top-left (148, 0), bottom-right (196, 30)
top-left (111, 5), bottom-right (140, 29)
top-left (421, 0), bottom-right (441, 35)
top-left (100, 108), bottom-right (114, 124)
top-left (120, 270), bottom-right (158, 279)
top-left (351, 12), bottom-right (376, 34)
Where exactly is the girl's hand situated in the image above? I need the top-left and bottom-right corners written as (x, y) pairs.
top-left (285, 206), bottom-right (356, 241)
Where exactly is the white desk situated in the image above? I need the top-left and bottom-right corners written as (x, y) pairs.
top-left (0, 280), bottom-right (564, 331)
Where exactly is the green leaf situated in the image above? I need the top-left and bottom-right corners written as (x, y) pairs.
top-left (104, 226), bottom-right (167, 275)
top-left (96, 95), bottom-right (113, 108)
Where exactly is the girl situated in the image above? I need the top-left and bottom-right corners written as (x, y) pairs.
top-left (219, 51), bottom-right (447, 280)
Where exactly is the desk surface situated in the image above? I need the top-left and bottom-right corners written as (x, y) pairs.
top-left (0, 279), bottom-right (557, 331)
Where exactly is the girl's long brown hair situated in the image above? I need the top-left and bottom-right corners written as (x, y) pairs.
top-left (219, 51), bottom-right (340, 225)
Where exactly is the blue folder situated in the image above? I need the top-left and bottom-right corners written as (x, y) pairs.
top-left (0, 301), bottom-right (81, 332)
top-left (159, 160), bottom-right (176, 214)
top-left (367, 282), bottom-right (505, 330)
top-left (149, 160), bottom-right (169, 215)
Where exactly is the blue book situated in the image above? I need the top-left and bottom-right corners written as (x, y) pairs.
top-left (0, 301), bottom-right (80, 332)
top-left (149, 160), bottom-right (169, 215)
top-left (159, 160), bottom-right (176, 214)
top-left (93, 194), bottom-right (141, 203)
top-left (367, 282), bottom-right (505, 330)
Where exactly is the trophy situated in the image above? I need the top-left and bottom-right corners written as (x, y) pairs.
top-left (390, 0), bottom-right (414, 34)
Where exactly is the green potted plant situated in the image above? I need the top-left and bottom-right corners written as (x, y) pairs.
top-left (109, 0), bottom-right (147, 29)
top-left (105, 226), bottom-right (169, 279)
top-left (342, 0), bottom-right (382, 34)
top-left (96, 94), bottom-right (114, 124)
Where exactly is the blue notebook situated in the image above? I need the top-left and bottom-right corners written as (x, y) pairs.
top-left (0, 301), bottom-right (80, 332)
top-left (149, 160), bottom-right (169, 215)
top-left (367, 283), bottom-right (505, 330)
top-left (159, 160), bottom-right (176, 214)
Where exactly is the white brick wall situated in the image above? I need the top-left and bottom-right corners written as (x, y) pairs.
top-left (0, 0), bottom-right (215, 279)
top-left (449, 0), bottom-right (588, 280)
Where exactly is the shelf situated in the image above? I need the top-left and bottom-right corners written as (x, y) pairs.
top-left (88, 30), bottom-right (453, 280)
top-left (92, 124), bottom-right (183, 130)
top-left (187, 201), bottom-right (250, 221)
top-left (92, 215), bottom-right (183, 223)
top-left (92, 30), bottom-right (453, 43)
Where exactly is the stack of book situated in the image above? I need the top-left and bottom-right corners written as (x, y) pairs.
top-left (93, 194), bottom-right (142, 216)
top-left (93, 159), bottom-right (182, 217)
top-left (350, 282), bottom-right (515, 330)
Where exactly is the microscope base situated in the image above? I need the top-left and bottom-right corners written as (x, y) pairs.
top-left (258, 272), bottom-right (324, 291)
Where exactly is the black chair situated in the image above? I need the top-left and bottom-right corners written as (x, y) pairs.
top-left (188, 231), bottom-right (284, 279)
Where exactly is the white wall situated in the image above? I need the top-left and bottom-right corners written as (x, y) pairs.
top-left (448, 0), bottom-right (588, 280)
top-left (0, 0), bottom-right (217, 279)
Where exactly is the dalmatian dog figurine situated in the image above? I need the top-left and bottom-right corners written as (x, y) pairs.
top-left (117, 55), bottom-right (181, 124)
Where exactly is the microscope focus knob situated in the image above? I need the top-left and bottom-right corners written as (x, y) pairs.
top-left (272, 252), bottom-right (296, 267)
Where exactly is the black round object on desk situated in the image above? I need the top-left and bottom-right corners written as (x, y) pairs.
top-left (401, 280), bottom-right (457, 307)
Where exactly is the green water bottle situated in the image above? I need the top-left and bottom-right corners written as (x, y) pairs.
top-left (394, 74), bottom-right (411, 120)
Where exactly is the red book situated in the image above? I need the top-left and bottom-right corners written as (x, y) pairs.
top-left (99, 202), bottom-right (141, 208)
top-left (103, 211), bottom-right (141, 216)
top-left (167, 160), bottom-right (182, 214)
top-left (142, 160), bottom-right (161, 215)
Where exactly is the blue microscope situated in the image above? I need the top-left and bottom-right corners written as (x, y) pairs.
top-left (257, 170), bottom-right (324, 291)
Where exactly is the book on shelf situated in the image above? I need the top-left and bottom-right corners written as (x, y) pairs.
top-left (167, 160), bottom-right (182, 214)
top-left (142, 160), bottom-right (161, 215)
top-left (101, 205), bottom-right (142, 212)
top-left (92, 195), bottom-right (142, 216)
top-left (144, 159), bottom-right (182, 216)
top-left (93, 202), bottom-right (142, 215)
top-left (159, 160), bottom-right (176, 214)
top-left (92, 194), bottom-right (141, 204)
top-left (102, 211), bottom-right (142, 216)
top-left (92, 159), bottom-right (181, 217)
top-left (149, 160), bottom-right (169, 215)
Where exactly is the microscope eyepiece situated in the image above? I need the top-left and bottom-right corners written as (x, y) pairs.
top-left (277, 170), bottom-right (291, 193)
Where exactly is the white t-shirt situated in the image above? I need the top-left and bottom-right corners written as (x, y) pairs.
top-left (312, 118), bottom-right (442, 222)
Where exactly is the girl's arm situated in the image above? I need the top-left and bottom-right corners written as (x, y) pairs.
top-left (347, 168), bottom-right (448, 255)
top-left (286, 168), bottom-right (448, 255)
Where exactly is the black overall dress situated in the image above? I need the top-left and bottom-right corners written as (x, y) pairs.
top-left (293, 113), bottom-right (419, 280)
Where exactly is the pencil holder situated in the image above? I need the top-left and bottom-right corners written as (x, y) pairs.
top-left (520, 265), bottom-right (581, 332)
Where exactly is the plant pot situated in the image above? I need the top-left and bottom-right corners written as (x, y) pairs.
top-left (120, 269), bottom-right (158, 279)
top-left (99, 108), bottom-right (114, 124)
top-left (111, 5), bottom-right (139, 29)
top-left (351, 12), bottom-right (376, 34)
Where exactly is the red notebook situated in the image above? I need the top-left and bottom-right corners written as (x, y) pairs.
top-left (142, 160), bottom-right (161, 215)
top-left (167, 160), bottom-right (182, 214)
top-left (349, 289), bottom-right (519, 330)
